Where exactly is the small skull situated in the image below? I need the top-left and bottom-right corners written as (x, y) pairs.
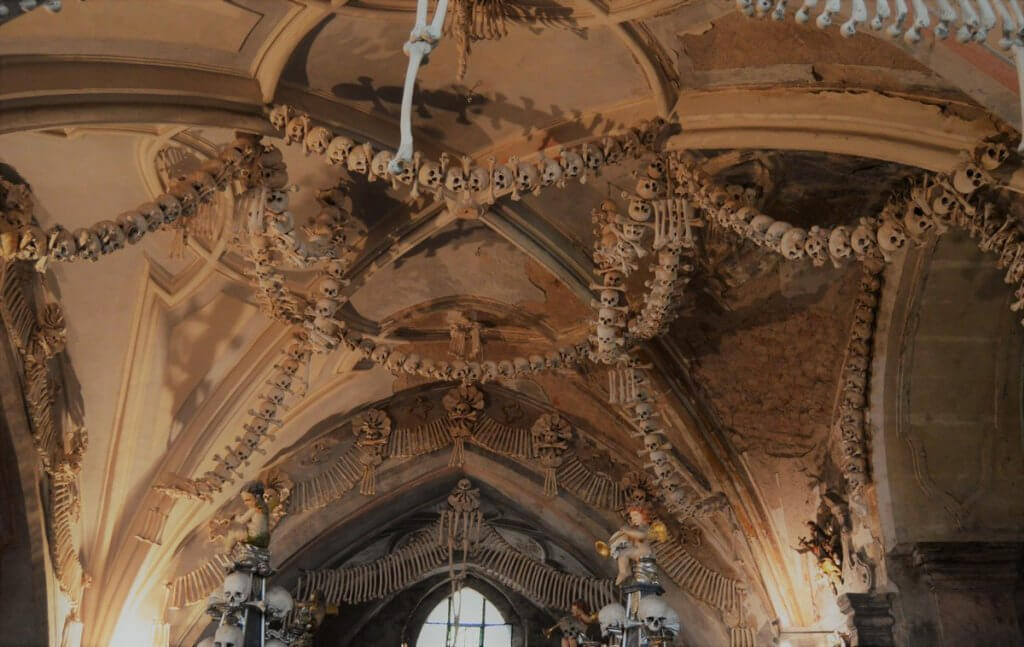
top-left (314, 298), bottom-right (339, 318)
top-left (213, 623), bottom-right (244, 647)
top-left (371, 150), bottom-right (394, 179)
top-left (903, 202), bottom-right (935, 241)
top-left (804, 226), bottom-right (829, 266)
top-left (979, 142), bottom-right (1010, 170)
top-left (285, 115), bottom-right (311, 145)
top-left (646, 157), bottom-right (667, 179)
top-left (539, 158), bottom-right (563, 187)
top-left (952, 161), bottom-right (989, 195)
top-left (467, 166), bottom-right (490, 192)
top-left (747, 215), bottom-right (774, 246)
top-left (635, 177), bottom-right (664, 200)
top-left (515, 163), bottom-right (539, 193)
top-left (327, 136), bottom-right (355, 166)
top-left (156, 193), bottom-right (182, 224)
top-left (47, 226), bottom-right (76, 261)
top-left (118, 210), bottom-right (148, 244)
top-left (347, 145), bottom-right (371, 175)
top-left (412, 158), bottom-right (442, 188)
top-left (269, 104), bottom-right (290, 130)
top-left (583, 145), bottom-right (605, 174)
top-left (599, 289), bottom-right (620, 307)
top-left (222, 571), bottom-right (250, 605)
top-left (138, 202), bottom-right (165, 232)
top-left (828, 226), bottom-right (852, 265)
top-left (445, 165), bottom-right (467, 192)
top-left (850, 221), bottom-right (877, 258)
top-left (779, 227), bottom-right (807, 260)
top-left (74, 228), bottom-right (101, 261)
top-left (560, 149), bottom-right (583, 178)
top-left (317, 277), bottom-right (343, 299)
top-left (764, 220), bottom-right (792, 251)
top-left (628, 199), bottom-right (652, 222)
top-left (266, 189), bottom-right (289, 214)
top-left (877, 217), bottom-right (907, 260)
top-left (304, 126), bottom-right (332, 155)
top-left (491, 164), bottom-right (514, 192)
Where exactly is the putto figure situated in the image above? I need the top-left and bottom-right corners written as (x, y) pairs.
top-left (210, 481), bottom-right (271, 553)
top-left (597, 503), bottom-right (668, 585)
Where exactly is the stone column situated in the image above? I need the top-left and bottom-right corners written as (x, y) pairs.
top-left (837, 593), bottom-right (895, 646)
top-left (901, 542), bottom-right (1024, 646)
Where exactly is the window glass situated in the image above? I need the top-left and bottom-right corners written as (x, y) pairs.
top-left (416, 587), bottom-right (512, 647)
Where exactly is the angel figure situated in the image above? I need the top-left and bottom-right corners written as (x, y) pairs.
top-left (210, 481), bottom-right (270, 553)
top-left (597, 504), bottom-right (668, 586)
top-left (545, 600), bottom-right (599, 647)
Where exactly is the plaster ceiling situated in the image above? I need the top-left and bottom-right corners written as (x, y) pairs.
top-left (1, 2), bottom-right (1023, 646)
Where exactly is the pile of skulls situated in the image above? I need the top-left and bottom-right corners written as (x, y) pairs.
top-left (0, 134), bottom-right (262, 268)
top-left (199, 562), bottom-right (296, 647)
top-left (268, 104), bottom-right (665, 206)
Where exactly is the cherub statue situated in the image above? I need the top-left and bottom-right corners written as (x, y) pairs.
top-left (545, 600), bottom-right (598, 646)
top-left (210, 482), bottom-right (271, 552)
top-left (596, 504), bottom-right (668, 585)
top-left (795, 520), bottom-right (844, 594)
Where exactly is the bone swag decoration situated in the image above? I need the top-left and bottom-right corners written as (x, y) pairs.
top-left (738, 0), bottom-right (1024, 150)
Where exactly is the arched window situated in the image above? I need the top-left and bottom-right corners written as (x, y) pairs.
top-left (415, 587), bottom-right (512, 647)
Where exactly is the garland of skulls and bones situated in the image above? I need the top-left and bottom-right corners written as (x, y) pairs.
top-left (595, 139), bottom-right (1024, 517)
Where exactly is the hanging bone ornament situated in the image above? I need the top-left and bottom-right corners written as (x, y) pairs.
top-left (388, 0), bottom-right (451, 173)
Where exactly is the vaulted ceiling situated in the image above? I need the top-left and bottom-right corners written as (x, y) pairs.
top-left (1, 2), bottom-right (1023, 647)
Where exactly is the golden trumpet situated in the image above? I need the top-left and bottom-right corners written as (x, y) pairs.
top-left (543, 624), bottom-right (560, 638)
top-left (648, 520), bottom-right (669, 542)
top-left (594, 540), bottom-right (611, 557)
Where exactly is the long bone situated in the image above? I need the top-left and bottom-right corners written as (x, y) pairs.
top-left (389, 0), bottom-right (451, 173)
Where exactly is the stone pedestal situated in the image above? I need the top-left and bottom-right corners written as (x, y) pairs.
top-left (837, 593), bottom-right (895, 646)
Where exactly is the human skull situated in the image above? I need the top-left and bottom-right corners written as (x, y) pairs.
top-left (748, 215), bottom-right (774, 245)
top-left (877, 218), bottom-right (907, 259)
top-left (979, 142), bottom-right (1010, 170)
top-left (539, 158), bottom-right (563, 187)
top-left (16, 225), bottom-right (44, 261)
top-left (491, 164), bottom-right (514, 192)
top-left (94, 220), bottom-right (125, 254)
top-left (468, 166), bottom-right (490, 192)
top-left (74, 228), bottom-right (101, 262)
top-left (264, 585), bottom-right (294, 618)
top-left (445, 165), bottom-right (467, 192)
top-left (644, 432), bottom-right (666, 452)
top-left (764, 220), bottom-right (792, 251)
top-left (156, 193), bottom-right (182, 224)
top-left (628, 199), bottom-right (653, 222)
top-left (637, 596), bottom-right (671, 633)
top-left (137, 202), bottom-right (164, 232)
top-left (317, 277), bottom-right (342, 299)
top-left (47, 226), bottom-right (76, 261)
top-left (327, 136), bottom-right (355, 166)
top-left (480, 360), bottom-right (498, 381)
top-left (828, 226), bottom-right (852, 264)
top-left (779, 227), bottom-right (808, 260)
top-left (314, 298), bottom-right (339, 318)
top-left (169, 183), bottom-right (199, 216)
top-left (370, 346), bottom-right (390, 365)
top-left (903, 201), bottom-right (935, 241)
top-left (603, 270), bottom-right (626, 288)
top-left (560, 149), bottom-right (583, 178)
top-left (266, 189), bottom-right (289, 214)
top-left (952, 162), bottom-right (988, 194)
top-left (213, 623), bottom-right (244, 647)
top-left (804, 226), bottom-right (829, 266)
top-left (635, 177), bottom-right (664, 200)
top-left (269, 104), bottom-right (290, 130)
top-left (730, 206), bottom-right (758, 234)
top-left (418, 161), bottom-right (443, 189)
top-left (497, 359), bottom-right (515, 378)
top-left (603, 138), bottom-right (625, 165)
top-left (598, 603), bottom-right (627, 636)
top-left (386, 351), bottom-right (406, 375)
top-left (117, 210), bottom-right (148, 245)
top-left (850, 222), bottom-right (877, 258)
top-left (187, 170), bottom-right (216, 199)
top-left (583, 145), bottom-right (605, 174)
top-left (515, 162), bottom-right (539, 193)
top-left (222, 571), bottom-right (250, 605)
top-left (304, 126), bottom-right (332, 156)
top-left (370, 150), bottom-right (394, 179)
top-left (285, 115), bottom-right (311, 145)
top-left (599, 289), bottom-right (620, 307)
top-left (597, 307), bottom-right (621, 327)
